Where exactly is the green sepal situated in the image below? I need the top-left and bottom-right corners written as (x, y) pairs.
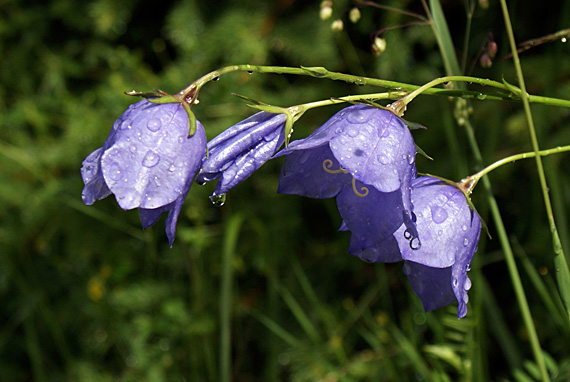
top-left (300, 66), bottom-right (329, 77)
top-left (231, 93), bottom-right (268, 106)
top-left (415, 144), bottom-right (433, 161)
top-left (501, 77), bottom-right (523, 98)
top-left (402, 118), bottom-right (427, 130)
top-left (182, 102), bottom-right (197, 137)
top-left (149, 95), bottom-right (179, 104)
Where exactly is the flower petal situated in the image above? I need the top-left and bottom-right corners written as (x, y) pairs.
top-left (403, 261), bottom-right (456, 312)
top-left (336, 181), bottom-right (404, 262)
top-left (81, 147), bottom-right (112, 205)
top-left (100, 100), bottom-right (206, 210)
top-left (396, 177), bottom-right (473, 268)
top-left (213, 126), bottom-right (285, 195)
top-left (278, 144), bottom-right (351, 198)
top-left (329, 105), bottom-right (416, 194)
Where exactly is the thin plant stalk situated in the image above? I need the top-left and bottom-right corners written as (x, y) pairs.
top-left (425, 0), bottom-right (550, 381)
top-left (220, 214), bottom-right (244, 382)
top-left (499, 0), bottom-right (570, 322)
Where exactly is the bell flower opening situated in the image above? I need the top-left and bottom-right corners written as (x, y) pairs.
top-left (276, 104), bottom-right (419, 246)
top-left (395, 176), bottom-right (482, 318)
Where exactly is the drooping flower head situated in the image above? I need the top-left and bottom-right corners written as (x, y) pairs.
top-left (196, 111), bottom-right (286, 198)
top-left (81, 99), bottom-right (206, 246)
top-left (276, 104), bottom-right (419, 253)
top-left (394, 176), bottom-right (481, 318)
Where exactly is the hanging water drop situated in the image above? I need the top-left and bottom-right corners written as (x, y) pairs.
top-left (210, 193), bottom-right (226, 206)
top-left (410, 236), bottom-right (421, 250)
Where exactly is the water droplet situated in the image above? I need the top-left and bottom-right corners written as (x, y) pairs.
top-left (210, 193), bottom-right (226, 206)
top-left (129, 145), bottom-right (137, 153)
top-left (153, 176), bottom-right (161, 187)
top-left (147, 118), bottom-right (162, 132)
top-left (562, 37), bottom-right (567, 43)
top-left (334, 127), bottom-right (344, 134)
top-left (347, 110), bottom-right (371, 124)
top-left (195, 180), bottom-right (206, 186)
top-left (142, 150), bottom-right (160, 167)
top-left (410, 236), bottom-right (421, 250)
top-left (452, 278), bottom-right (458, 287)
top-left (407, 154), bottom-right (415, 165)
top-left (178, 136), bottom-right (185, 144)
top-left (437, 230), bottom-right (443, 237)
top-left (109, 163), bottom-right (121, 181)
top-left (346, 127), bottom-right (359, 137)
top-left (119, 120), bottom-right (131, 130)
top-left (377, 154), bottom-right (389, 164)
top-left (463, 237), bottom-right (469, 246)
top-left (476, 93), bottom-right (487, 100)
top-left (212, 76), bottom-right (220, 81)
top-left (169, 164), bottom-right (176, 172)
top-left (462, 224), bottom-right (468, 231)
top-left (464, 278), bottom-right (472, 290)
top-left (430, 205), bottom-right (448, 224)
top-left (465, 263), bottom-right (471, 272)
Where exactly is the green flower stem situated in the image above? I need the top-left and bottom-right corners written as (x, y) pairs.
top-left (500, 0), bottom-right (570, 328)
top-left (298, 91), bottom-right (407, 111)
top-left (462, 145), bottom-right (570, 194)
top-left (177, 65), bottom-right (570, 109)
top-left (426, 1), bottom-right (550, 380)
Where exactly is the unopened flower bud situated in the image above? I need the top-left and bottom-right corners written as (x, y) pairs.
top-left (320, 0), bottom-right (333, 20)
top-left (331, 19), bottom-right (344, 32)
top-left (487, 40), bottom-right (498, 59)
top-left (479, 53), bottom-right (492, 68)
top-left (349, 8), bottom-right (361, 23)
top-left (371, 37), bottom-right (386, 56)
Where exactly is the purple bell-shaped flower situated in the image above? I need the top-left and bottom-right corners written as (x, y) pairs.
top-left (81, 99), bottom-right (206, 246)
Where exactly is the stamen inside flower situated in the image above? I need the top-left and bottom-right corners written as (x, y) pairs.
top-left (322, 159), bottom-right (349, 174)
top-left (351, 178), bottom-right (369, 197)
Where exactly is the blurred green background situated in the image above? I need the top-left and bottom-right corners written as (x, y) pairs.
top-left (1, 0), bottom-right (570, 381)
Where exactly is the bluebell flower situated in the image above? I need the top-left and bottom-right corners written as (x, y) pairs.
top-left (276, 104), bottom-right (419, 256)
top-left (196, 111), bottom-right (286, 198)
top-left (395, 176), bottom-right (481, 318)
top-left (81, 99), bottom-right (207, 246)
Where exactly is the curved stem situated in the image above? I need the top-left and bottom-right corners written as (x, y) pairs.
top-left (176, 65), bottom-right (570, 109)
top-left (462, 145), bottom-right (570, 194)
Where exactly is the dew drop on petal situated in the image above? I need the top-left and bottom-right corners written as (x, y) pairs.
top-left (465, 263), bottom-right (471, 272)
top-left (452, 278), bottom-right (459, 287)
top-left (147, 118), bottom-right (162, 132)
top-left (377, 154), bottom-right (389, 164)
top-left (347, 110), bottom-right (371, 124)
top-left (346, 127), bottom-right (359, 137)
top-left (109, 164), bottom-right (122, 181)
top-left (430, 205), bottom-right (448, 224)
top-left (408, 154), bottom-right (415, 165)
top-left (462, 224), bottom-right (468, 231)
top-left (410, 236), bottom-right (421, 250)
top-left (142, 150), bottom-right (160, 168)
top-left (464, 278), bottom-right (472, 290)
top-left (178, 136), bottom-right (185, 144)
top-left (129, 145), bottom-right (137, 153)
top-left (463, 237), bottom-right (469, 247)
top-left (153, 176), bottom-right (161, 187)
top-left (169, 164), bottom-right (176, 172)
